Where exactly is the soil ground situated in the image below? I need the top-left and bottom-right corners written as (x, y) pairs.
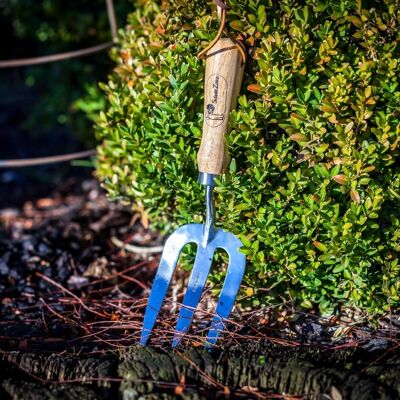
top-left (0, 176), bottom-right (399, 399)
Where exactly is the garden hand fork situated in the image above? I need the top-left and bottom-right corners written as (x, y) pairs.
top-left (140, 37), bottom-right (246, 347)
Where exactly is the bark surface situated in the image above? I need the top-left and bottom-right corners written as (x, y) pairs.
top-left (1, 342), bottom-right (399, 399)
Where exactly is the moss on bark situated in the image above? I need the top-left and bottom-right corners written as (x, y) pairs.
top-left (1, 343), bottom-right (399, 399)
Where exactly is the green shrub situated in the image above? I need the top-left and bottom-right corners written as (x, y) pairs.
top-left (95, 0), bottom-right (400, 315)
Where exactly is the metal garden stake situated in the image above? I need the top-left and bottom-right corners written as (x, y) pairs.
top-left (140, 36), bottom-right (246, 347)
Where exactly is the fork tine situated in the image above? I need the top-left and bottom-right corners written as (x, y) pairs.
top-left (140, 257), bottom-right (180, 345)
top-left (140, 225), bottom-right (196, 345)
top-left (172, 246), bottom-right (214, 347)
top-left (206, 235), bottom-right (246, 347)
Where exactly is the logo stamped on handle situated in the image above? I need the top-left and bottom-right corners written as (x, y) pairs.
top-left (205, 74), bottom-right (227, 128)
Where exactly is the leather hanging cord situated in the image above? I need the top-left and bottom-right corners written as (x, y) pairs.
top-left (197, 6), bottom-right (227, 59)
top-left (197, 0), bottom-right (246, 64)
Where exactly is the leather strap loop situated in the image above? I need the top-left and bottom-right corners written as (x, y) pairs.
top-left (197, 1), bottom-right (246, 64)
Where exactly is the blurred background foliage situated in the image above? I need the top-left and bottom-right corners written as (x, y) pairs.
top-left (0, 0), bottom-right (131, 147)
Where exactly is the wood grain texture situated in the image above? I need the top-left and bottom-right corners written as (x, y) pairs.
top-left (197, 38), bottom-right (244, 175)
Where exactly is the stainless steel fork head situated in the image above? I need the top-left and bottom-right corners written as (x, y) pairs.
top-left (140, 223), bottom-right (246, 347)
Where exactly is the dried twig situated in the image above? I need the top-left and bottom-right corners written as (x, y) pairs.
top-left (36, 272), bottom-right (105, 318)
top-left (111, 236), bottom-right (164, 254)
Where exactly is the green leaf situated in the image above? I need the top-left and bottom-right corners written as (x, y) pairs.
top-left (313, 241), bottom-right (328, 252)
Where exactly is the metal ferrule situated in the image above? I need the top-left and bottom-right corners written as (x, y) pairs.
top-left (199, 173), bottom-right (216, 247)
top-left (199, 172), bottom-right (215, 187)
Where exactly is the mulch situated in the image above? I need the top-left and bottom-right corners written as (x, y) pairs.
top-left (0, 178), bottom-right (399, 355)
top-left (0, 179), bottom-right (159, 352)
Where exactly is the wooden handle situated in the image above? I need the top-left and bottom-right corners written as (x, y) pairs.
top-left (197, 38), bottom-right (244, 175)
